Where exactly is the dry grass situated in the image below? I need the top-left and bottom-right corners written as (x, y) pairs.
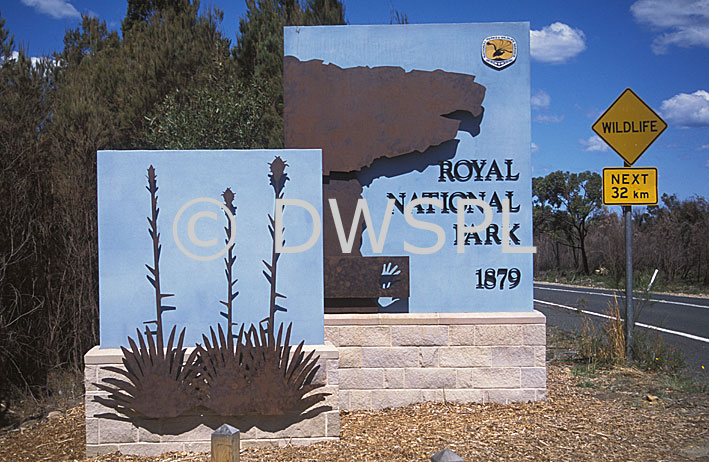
top-left (605, 295), bottom-right (626, 360)
top-left (579, 294), bottom-right (626, 366)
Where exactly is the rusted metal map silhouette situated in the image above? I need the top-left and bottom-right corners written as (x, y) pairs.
top-left (284, 57), bottom-right (486, 312)
top-left (96, 160), bottom-right (328, 420)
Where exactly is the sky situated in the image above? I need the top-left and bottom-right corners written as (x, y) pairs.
top-left (2, 0), bottom-right (708, 203)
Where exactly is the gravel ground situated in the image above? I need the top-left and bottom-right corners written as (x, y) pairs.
top-left (1, 363), bottom-right (707, 462)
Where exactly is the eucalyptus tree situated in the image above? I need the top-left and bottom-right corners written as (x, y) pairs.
top-left (533, 171), bottom-right (603, 275)
top-left (234, 0), bottom-right (346, 148)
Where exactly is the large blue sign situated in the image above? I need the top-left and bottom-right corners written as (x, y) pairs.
top-left (284, 23), bottom-right (533, 313)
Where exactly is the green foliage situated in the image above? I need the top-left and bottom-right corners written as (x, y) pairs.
top-left (142, 69), bottom-right (269, 150)
top-left (236, 0), bottom-right (346, 79)
top-left (533, 170), bottom-right (603, 274)
top-left (60, 15), bottom-right (120, 66)
top-left (233, 0), bottom-right (346, 147)
top-left (571, 364), bottom-right (599, 388)
top-left (122, 0), bottom-right (193, 33)
top-left (43, 10), bottom-right (238, 379)
top-left (51, 4), bottom-right (231, 154)
top-left (0, 9), bottom-right (14, 60)
top-left (573, 292), bottom-right (686, 376)
top-left (659, 373), bottom-right (707, 394)
top-left (632, 330), bottom-right (685, 375)
top-left (534, 170), bottom-right (708, 289)
top-left (1, 0), bottom-right (348, 399)
top-left (0, 1), bottom-right (272, 396)
top-left (0, 30), bottom-right (58, 390)
top-left (120, 6), bottom-right (232, 145)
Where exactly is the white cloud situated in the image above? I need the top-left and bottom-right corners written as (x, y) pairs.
top-left (705, 159), bottom-right (709, 167)
top-left (531, 89), bottom-right (550, 110)
top-left (699, 144), bottom-right (709, 150)
top-left (531, 142), bottom-right (539, 152)
top-left (580, 135), bottom-right (610, 152)
top-left (660, 90), bottom-right (709, 127)
top-left (631, 0), bottom-right (709, 54)
top-left (5, 51), bottom-right (43, 67)
top-left (530, 22), bottom-right (587, 63)
top-left (534, 113), bottom-right (564, 124)
top-left (21, 0), bottom-right (80, 19)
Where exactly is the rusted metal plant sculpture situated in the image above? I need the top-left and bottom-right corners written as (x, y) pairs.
top-left (198, 322), bottom-right (328, 416)
top-left (144, 165), bottom-right (176, 349)
top-left (200, 157), bottom-right (326, 416)
top-left (220, 188), bottom-right (239, 344)
top-left (262, 156), bottom-right (289, 333)
top-left (96, 166), bottom-right (201, 418)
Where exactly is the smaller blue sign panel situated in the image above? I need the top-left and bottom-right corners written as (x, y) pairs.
top-left (98, 150), bottom-right (324, 348)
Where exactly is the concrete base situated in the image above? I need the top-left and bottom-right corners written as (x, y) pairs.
top-left (324, 311), bottom-right (547, 410)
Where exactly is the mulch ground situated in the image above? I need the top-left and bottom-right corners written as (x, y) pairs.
top-left (1, 364), bottom-right (707, 462)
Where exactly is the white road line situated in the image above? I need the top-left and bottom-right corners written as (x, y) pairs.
top-left (534, 299), bottom-right (709, 344)
top-left (535, 285), bottom-right (709, 310)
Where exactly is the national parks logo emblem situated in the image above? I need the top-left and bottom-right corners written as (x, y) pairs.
top-left (482, 35), bottom-right (517, 69)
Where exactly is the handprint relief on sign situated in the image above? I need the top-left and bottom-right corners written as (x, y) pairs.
top-left (379, 262), bottom-right (401, 290)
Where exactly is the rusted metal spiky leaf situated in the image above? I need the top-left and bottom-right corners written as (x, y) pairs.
top-left (198, 322), bottom-right (329, 416)
top-left (94, 326), bottom-right (203, 418)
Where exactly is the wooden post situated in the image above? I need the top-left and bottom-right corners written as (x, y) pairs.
top-left (211, 424), bottom-right (240, 462)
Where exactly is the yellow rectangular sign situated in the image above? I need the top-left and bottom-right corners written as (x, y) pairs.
top-left (603, 167), bottom-right (658, 205)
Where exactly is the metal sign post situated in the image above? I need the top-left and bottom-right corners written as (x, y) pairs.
top-left (594, 88), bottom-right (667, 360)
top-left (601, 164), bottom-right (658, 358)
top-left (623, 161), bottom-right (634, 358)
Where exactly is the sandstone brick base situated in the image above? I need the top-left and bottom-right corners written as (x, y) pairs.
top-left (324, 311), bottom-right (547, 410)
top-left (84, 344), bottom-right (339, 457)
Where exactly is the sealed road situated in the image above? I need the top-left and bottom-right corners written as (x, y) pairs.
top-left (534, 282), bottom-right (708, 381)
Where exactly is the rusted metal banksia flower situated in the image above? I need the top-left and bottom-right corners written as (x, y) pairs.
top-left (268, 156), bottom-right (289, 196)
top-left (222, 187), bottom-right (236, 214)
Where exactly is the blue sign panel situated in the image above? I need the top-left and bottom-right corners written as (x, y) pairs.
top-left (284, 23), bottom-right (533, 313)
top-left (97, 150), bottom-right (324, 347)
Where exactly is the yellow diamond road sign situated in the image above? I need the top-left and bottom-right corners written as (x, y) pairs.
top-left (592, 88), bottom-right (667, 166)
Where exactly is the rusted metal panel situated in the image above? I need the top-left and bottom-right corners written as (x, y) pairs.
top-left (323, 179), bottom-right (364, 257)
top-left (324, 256), bottom-right (409, 298)
top-left (284, 57), bottom-right (485, 175)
